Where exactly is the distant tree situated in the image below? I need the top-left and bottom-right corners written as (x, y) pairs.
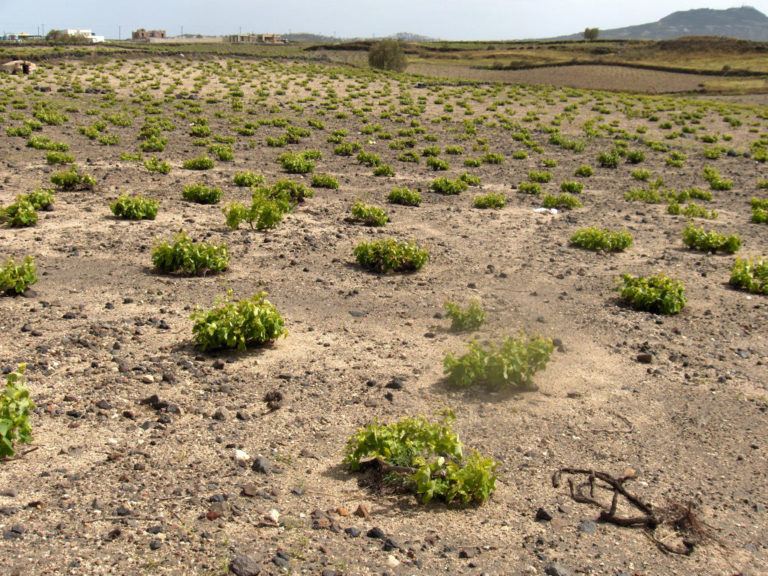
top-left (368, 39), bottom-right (408, 72)
top-left (45, 29), bottom-right (90, 45)
top-left (584, 28), bottom-right (599, 41)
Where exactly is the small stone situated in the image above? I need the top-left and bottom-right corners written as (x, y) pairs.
top-left (345, 526), bottom-right (361, 538)
top-left (459, 547), bottom-right (477, 558)
top-left (366, 526), bottom-right (386, 540)
top-left (322, 570), bottom-right (342, 576)
top-left (141, 375), bottom-right (154, 384)
top-left (383, 538), bottom-right (400, 551)
top-left (212, 407), bottom-right (229, 421)
top-left (385, 377), bottom-right (405, 390)
top-left (212, 359), bottom-right (226, 370)
top-left (622, 468), bottom-right (636, 479)
top-left (235, 449), bottom-right (250, 466)
top-left (336, 506), bottom-right (349, 517)
top-left (578, 520), bottom-right (598, 534)
top-left (230, 553), bottom-right (261, 576)
top-left (545, 562), bottom-right (573, 576)
top-left (116, 505), bottom-right (132, 517)
top-left (95, 400), bottom-right (112, 410)
top-left (265, 509), bottom-right (280, 524)
top-left (354, 502), bottom-right (371, 518)
top-left (535, 507), bottom-right (553, 522)
top-left (263, 390), bottom-right (283, 411)
top-left (386, 555), bottom-right (400, 568)
top-left (636, 353), bottom-right (653, 364)
top-left (149, 538), bottom-right (162, 550)
top-left (241, 484), bottom-right (260, 497)
top-left (0, 488), bottom-right (18, 498)
top-left (252, 456), bottom-right (271, 474)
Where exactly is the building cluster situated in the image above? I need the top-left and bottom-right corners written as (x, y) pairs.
top-left (226, 33), bottom-right (282, 44)
top-left (132, 29), bottom-right (166, 40)
top-left (66, 29), bottom-right (105, 43)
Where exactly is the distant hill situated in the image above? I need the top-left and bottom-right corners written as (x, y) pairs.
top-left (557, 6), bottom-right (768, 41)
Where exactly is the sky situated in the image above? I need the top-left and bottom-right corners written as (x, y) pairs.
top-left (1, 1), bottom-right (767, 40)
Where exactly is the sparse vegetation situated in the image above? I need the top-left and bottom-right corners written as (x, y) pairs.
top-left (444, 299), bottom-right (486, 332)
top-left (571, 228), bottom-right (633, 252)
top-left (617, 273), bottom-right (686, 315)
top-left (354, 238), bottom-right (428, 273)
top-left (152, 231), bottom-right (229, 275)
top-left (109, 195), bottom-right (159, 220)
top-left (682, 224), bottom-right (740, 253)
top-left (729, 257), bottom-right (768, 295)
top-left (182, 183), bottom-right (222, 204)
top-left (0, 257), bottom-right (37, 294)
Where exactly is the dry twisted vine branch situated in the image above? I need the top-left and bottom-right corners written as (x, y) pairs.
top-left (552, 467), bottom-right (714, 555)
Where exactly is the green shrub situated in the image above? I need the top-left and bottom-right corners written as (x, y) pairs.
top-left (152, 231), bottom-right (229, 275)
top-left (617, 273), bottom-right (686, 315)
top-left (28, 136), bottom-right (69, 151)
top-left (24, 188), bottom-right (55, 210)
top-left (350, 201), bottom-right (388, 226)
top-left (444, 299), bottom-right (486, 332)
top-left (430, 177), bottom-right (468, 195)
top-left (399, 151), bottom-right (420, 163)
top-left (357, 150), bottom-right (381, 166)
top-left (751, 207), bottom-right (768, 223)
top-left (1, 197), bottom-right (37, 227)
top-left (560, 181), bottom-right (584, 194)
top-left (482, 152), bottom-right (504, 164)
top-left (182, 183), bottom-right (222, 204)
top-left (0, 257), bottom-right (37, 294)
top-left (702, 165), bottom-right (732, 190)
top-left (624, 186), bottom-right (664, 204)
top-left (597, 150), bottom-right (620, 168)
top-left (278, 151), bottom-right (315, 174)
top-left (233, 171), bottom-right (266, 187)
top-left (343, 409), bottom-right (497, 505)
top-left (528, 170), bottom-right (552, 183)
top-left (666, 151), bottom-right (686, 167)
top-left (387, 187), bottom-right (421, 206)
top-left (368, 39), bottom-right (408, 72)
top-left (272, 179), bottom-right (313, 204)
top-left (667, 201), bottom-right (717, 219)
top-left (518, 182), bottom-right (542, 195)
top-left (208, 144), bottom-right (233, 162)
top-left (443, 334), bottom-right (553, 390)
top-left (50, 165), bottom-right (95, 191)
top-left (729, 257), bottom-right (768, 295)
top-left (459, 172), bottom-right (481, 186)
top-left (682, 224), bottom-right (740, 253)
top-left (631, 169), bottom-right (652, 181)
top-left (426, 156), bottom-right (450, 171)
top-left (372, 164), bottom-right (393, 177)
top-left (542, 158), bottom-right (557, 168)
top-left (354, 238), bottom-right (428, 273)
top-left (463, 157), bottom-right (483, 167)
top-left (334, 142), bottom-right (362, 156)
top-left (570, 228), bottom-right (633, 252)
top-left (421, 146), bottom-right (441, 157)
top-left (574, 165), bottom-right (594, 177)
top-left (445, 145), bottom-right (464, 155)
top-left (512, 150), bottom-right (528, 160)
top-left (0, 364), bottom-right (35, 458)
top-left (542, 193), bottom-right (582, 210)
top-left (223, 188), bottom-right (292, 231)
top-left (625, 149), bottom-right (645, 164)
top-left (140, 135), bottom-right (167, 153)
top-left (143, 156), bottom-right (171, 174)
top-left (473, 193), bottom-right (506, 209)
top-left (110, 195), bottom-right (159, 220)
top-left (182, 155), bottom-right (214, 170)
top-left (758, 180), bottom-right (768, 190)
top-left (191, 292), bottom-right (286, 351)
top-left (45, 152), bottom-right (75, 164)
top-left (311, 173), bottom-right (339, 189)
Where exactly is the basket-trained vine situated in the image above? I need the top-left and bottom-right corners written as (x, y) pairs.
top-left (617, 273), bottom-right (686, 315)
top-left (152, 232), bottom-right (229, 275)
top-left (0, 257), bottom-right (38, 294)
top-left (354, 238), bottom-right (428, 273)
top-left (191, 292), bottom-right (286, 351)
top-left (729, 257), bottom-right (768, 295)
top-left (1, 364), bottom-right (35, 458)
top-left (110, 195), bottom-right (159, 220)
top-left (343, 409), bottom-right (498, 505)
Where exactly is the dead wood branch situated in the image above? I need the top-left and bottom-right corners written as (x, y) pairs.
top-left (553, 467), bottom-right (715, 555)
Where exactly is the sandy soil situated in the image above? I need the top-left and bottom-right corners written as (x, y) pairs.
top-left (0, 57), bottom-right (767, 576)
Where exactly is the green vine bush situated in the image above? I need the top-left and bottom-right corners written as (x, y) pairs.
top-left (617, 273), bottom-right (686, 315)
top-left (182, 155), bottom-right (214, 170)
top-left (443, 334), bottom-right (554, 390)
top-left (430, 177), bottom-right (468, 195)
top-left (343, 409), bottom-right (497, 505)
top-left (110, 195), bottom-right (159, 220)
top-left (311, 173), bottom-right (339, 189)
top-left (444, 299), bottom-right (486, 332)
top-left (50, 165), bottom-right (95, 191)
top-left (0, 257), bottom-right (37, 294)
top-left (473, 193), bottom-right (506, 209)
top-left (233, 171), bottom-right (266, 187)
top-left (571, 228), bottom-right (633, 252)
top-left (223, 187), bottom-right (292, 230)
top-left (729, 257), bottom-right (768, 295)
top-left (152, 232), bottom-right (229, 275)
top-left (350, 201), bottom-right (388, 226)
top-left (387, 187), bottom-right (421, 206)
top-left (354, 238), bottom-right (428, 273)
top-left (682, 224), bottom-right (740, 253)
top-left (144, 156), bottom-right (171, 174)
top-left (542, 193), bottom-right (582, 210)
top-left (192, 292), bottom-right (286, 352)
top-left (182, 183), bottom-right (222, 204)
top-left (1, 364), bottom-right (35, 458)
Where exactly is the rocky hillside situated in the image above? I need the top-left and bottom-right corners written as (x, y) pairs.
top-left (559, 6), bottom-right (768, 41)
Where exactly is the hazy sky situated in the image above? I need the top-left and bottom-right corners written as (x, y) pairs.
top-left (2, 1), bottom-right (767, 40)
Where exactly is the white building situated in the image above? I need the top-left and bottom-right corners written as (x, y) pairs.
top-left (66, 29), bottom-right (105, 43)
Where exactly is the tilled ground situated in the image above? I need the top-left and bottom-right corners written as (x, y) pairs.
top-left (0, 57), bottom-right (767, 576)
